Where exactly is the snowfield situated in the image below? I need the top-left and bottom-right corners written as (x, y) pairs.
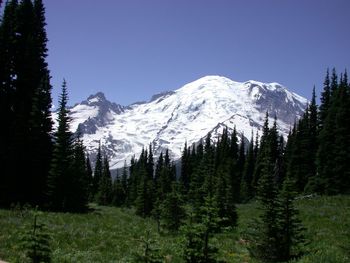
top-left (53, 75), bottom-right (307, 169)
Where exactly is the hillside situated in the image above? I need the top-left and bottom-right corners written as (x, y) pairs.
top-left (1, 195), bottom-right (349, 262)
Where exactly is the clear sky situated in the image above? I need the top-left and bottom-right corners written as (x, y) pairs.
top-left (43, 0), bottom-right (350, 106)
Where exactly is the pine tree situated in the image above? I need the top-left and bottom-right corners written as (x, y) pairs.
top-left (215, 160), bottom-right (238, 228)
top-left (0, 0), bottom-right (52, 207)
top-left (315, 69), bottom-right (350, 194)
top-left (92, 142), bottom-right (103, 198)
top-left (319, 69), bottom-right (331, 129)
top-left (277, 177), bottom-right (306, 261)
top-left (28, 73), bottom-right (53, 205)
top-left (180, 142), bottom-right (191, 194)
top-left (134, 230), bottom-right (163, 263)
top-left (135, 168), bottom-right (154, 217)
top-left (240, 132), bottom-right (255, 202)
top-left (85, 155), bottom-right (93, 201)
top-left (0, 0), bottom-right (19, 206)
top-left (160, 182), bottom-right (186, 232)
top-left (20, 211), bottom-right (51, 263)
top-left (246, 153), bottom-right (280, 262)
top-left (112, 174), bottom-right (125, 207)
top-left (182, 196), bottom-right (220, 263)
top-left (47, 80), bottom-right (74, 211)
top-left (96, 155), bottom-right (113, 205)
top-left (68, 134), bottom-right (89, 212)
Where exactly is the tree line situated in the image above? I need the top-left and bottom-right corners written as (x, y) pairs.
top-left (1, 1), bottom-right (349, 261)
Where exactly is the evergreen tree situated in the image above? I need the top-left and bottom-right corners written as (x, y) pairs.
top-left (121, 161), bottom-right (129, 203)
top-left (112, 174), bottom-right (125, 207)
top-left (92, 142), bottom-right (103, 198)
top-left (0, 0), bottom-right (20, 206)
top-left (147, 143), bottom-right (154, 179)
top-left (68, 134), bottom-right (89, 212)
top-left (215, 160), bottom-right (238, 228)
top-left (47, 80), bottom-right (73, 211)
top-left (319, 69), bottom-right (331, 129)
top-left (182, 196), bottom-right (220, 263)
top-left (96, 155), bottom-right (113, 205)
top-left (135, 168), bottom-right (154, 217)
top-left (20, 211), bottom-right (51, 263)
top-left (180, 141), bottom-right (191, 194)
top-left (315, 69), bottom-right (350, 194)
top-left (134, 230), bottom-right (163, 263)
top-left (0, 0), bottom-right (52, 207)
top-left (28, 73), bottom-right (53, 205)
top-left (240, 132), bottom-right (255, 202)
top-left (160, 182), bottom-right (186, 232)
top-left (277, 177), bottom-right (306, 261)
top-left (85, 155), bottom-right (93, 201)
top-left (246, 153), bottom-right (280, 262)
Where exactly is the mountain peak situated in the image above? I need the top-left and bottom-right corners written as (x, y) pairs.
top-left (61, 75), bottom-right (307, 169)
top-left (86, 92), bottom-right (106, 103)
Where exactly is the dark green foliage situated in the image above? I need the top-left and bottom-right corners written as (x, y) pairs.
top-left (182, 196), bottom-right (220, 263)
top-left (135, 168), bottom-right (154, 217)
top-left (0, 0), bottom-right (52, 207)
top-left (134, 230), bottom-right (163, 263)
top-left (46, 82), bottom-right (88, 212)
top-left (160, 182), bottom-right (186, 232)
top-left (92, 143), bottom-right (103, 198)
top-left (112, 174), bottom-right (125, 207)
top-left (241, 132), bottom-right (255, 202)
top-left (20, 211), bottom-right (51, 263)
top-left (96, 155), bottom-right (113, 205)
top-left (215, 160), bottom-right (238, 228)
top-left (180, 141), bottom-right (191, 194)
top-left (47, 81), bottom-right (74, 211)
top-left (246, 153), bottom-right (281, 262)
top-left (85, 155), bottom-right (93, 201)
top-left (287, 89), bottom-right (318, 193)
top-left (277, 177), bottom-right (306, 261)
top-left (311, 69), bottom-right (350, 194)
top-left (112, 161), bottom-right (128, 206)
top-left (68, 135), bottom-right (89, 212)
top-left (247, 158), bottom-right (306, 262)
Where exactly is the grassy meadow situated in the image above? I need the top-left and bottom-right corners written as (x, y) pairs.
top-left (0, 195), bottom-right (349, 262)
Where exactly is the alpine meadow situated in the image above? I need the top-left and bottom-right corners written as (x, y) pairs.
top-left (0, 1), bottom-right (349, 263)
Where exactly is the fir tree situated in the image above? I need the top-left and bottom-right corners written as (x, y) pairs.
top-left (112, 174), bottom-right (125, 207)
top-left (96, 155), bottom-right (113, 205)
top-left (68, 134), bottom-right (89, 212)
top-left (277, 177), bottom-right (306, 261)
top-left (85, 155), bottom-right (93, 201)
top-left (0, 0), bottom-right (18, 206)
top-left (20, 211), bottom-right (51, 263)
top-left (215, 160), bottom-right (238, 228)
top-left (92, 142), bottom-right (103, 198)
top-left (135, 168), bottom-right (154, 217)
top-left (160, 182), bottom-right (186, 232)
top-left (246, 153), bottom-right (280, 262)
top-left (47, 80), bottom-right (74, 211)
top-left (182, 196), bottom-right (220, 263)
top-left (240, 132), bottom-right (255, 202)
top-left (319, 69), bottom-right (331, 129)
top-left (134, 230), bottom-right (163, 263)
top-left (180, 141), bottom-right (191, 194)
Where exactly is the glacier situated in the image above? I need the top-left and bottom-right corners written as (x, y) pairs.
top-left (53, 75), bottom-right (308, 169)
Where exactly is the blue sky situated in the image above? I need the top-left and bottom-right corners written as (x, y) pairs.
top-left (44, 0), bottom-right (350, 106)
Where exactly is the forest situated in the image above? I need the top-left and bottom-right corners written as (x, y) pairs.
top-left (0, 1), bottom-right (349, 262)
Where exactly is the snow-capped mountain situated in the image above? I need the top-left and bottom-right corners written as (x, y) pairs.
top-left (55, 76), bottom-right (307, 169)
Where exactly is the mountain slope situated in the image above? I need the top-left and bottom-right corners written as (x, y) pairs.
top-left (55, 76), bottom-right (307, 169)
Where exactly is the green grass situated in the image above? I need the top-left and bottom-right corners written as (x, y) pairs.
top-left (0, 195), bottom-right (349, 262)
